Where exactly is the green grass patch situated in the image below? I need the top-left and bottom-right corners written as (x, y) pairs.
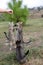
top-left (27, 46), bottom-right (43, 60)
top-left (0, 51), bottom-right (20, 65)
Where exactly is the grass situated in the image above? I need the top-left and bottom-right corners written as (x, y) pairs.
top-left (28, 46), bottom-right (43, 59)
top-left (0, 46), bottom-right (43, 65)
top-left (0, 18), bottom-right (43, 65)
